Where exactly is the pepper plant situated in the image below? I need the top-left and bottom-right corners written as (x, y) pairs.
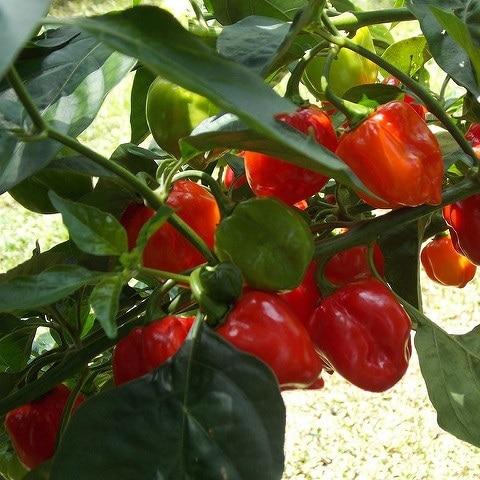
top-left (1, 0), bottom-right (480, 478)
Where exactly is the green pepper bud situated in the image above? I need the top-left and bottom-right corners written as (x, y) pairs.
top-left (191, 262), bottom-right (243, 324)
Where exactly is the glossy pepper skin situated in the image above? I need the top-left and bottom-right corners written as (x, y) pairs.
top-left (421, 234), bottom-right (476, 288)
top-left (443, 195), bottom-right (480, 266)
top-left (279, 261), bottom-right (321, 326)
top-left (5, 385), bottom-right (85, 469)
top-left (224, 166), bottom-right (247, 190)
top-left (383, 76), bottom-right (427, 119)
top-left (120, 180), bottom-right (220, 272)
top-left (243, 106), bottom-right (337, 205)
top-left (113, 315), bottom-right (194, 385)
top-left (307, 279), bottom-right (411, 392)
top-left (217, 291), bottom-right (323, 388)
top-left (336, 101), bottom-right (444, 209)
top-left (324, 244), bottom-right (385, 287)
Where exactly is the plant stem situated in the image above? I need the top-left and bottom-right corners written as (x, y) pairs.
top-left (57, 367), bottom-right (90, 446)
top-left (315, 179), bottom-right (480, 259)
top-left (317, 30), bottom-right (476, 160)
top-left (8, 65), bottom-right (215, 265)
top-left (6, 67), bottom-right (47, 132)
top-left (140, 267), bottom-right (191, 285)
top-left (329, 8), bottom-right (415, 31)
top-left (172, 170), bottom-right (234, 216)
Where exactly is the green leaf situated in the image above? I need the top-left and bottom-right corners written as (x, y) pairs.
top-left (49, 191), bottom-right (128, 256)
top-left (89, 275), bottom-right (124, 339)
top-left (0, 265), bottom-right (104, 313)
top-left (217, 16), bottom-right (290, 74)
top-left (130, 66), bottom-right (156, 144)
top-left (9, 168), bottom-right (93, 215)
top-left (414, 315), bottom-right (480, 449)
top-left (431, 6), bottom-right (480, 84)
top-left (378, 217), bottom-right (427, 309)
top-left (0, 0), bottom-right (51, 80)
top-left (407, 0), bottom-right (480, 100)
top-left (0, 315), bottom-right (36, 373)
top-left (205, 0), bottom-right (306, 24)
top-left (0, 26), bottom-right (135, 193)
top-left (23, 462), bottom-right (51, 480)
top-left (51, 325), bottom-right (285, 480)
top-left (380, 36), bottom-right (430, 77)
top-left (135, 205), bottom-right (173, 252)
top-left (72, 6), bottom-right (370, 195)
top-left (343, 83), bottom-right (403, 108)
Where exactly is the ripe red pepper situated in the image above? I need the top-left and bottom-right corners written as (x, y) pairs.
top-left (120, 180), bottom-right (220, 272)
top-left (307, 279), bottom-right (411, 392)
top-left (465, 123), bottom-right (480, 146)
top-left (324, 244), bottom-right (385, 286)
top-left (224, 166), bottom-right (247, 190)
top-left (336, 101), bottom-right (444, 209)
top-left (279, 261), bottom-right (321, 326)
top-left (217, 291), bottom-right (323, 388)
top-left (113, 315), bottom-right (194, 385)
top-left (243, 106), bottom-right (338, 205)
top-left (421, 234), bottom-right (476, 288)
top-left (5, 385), bottom-right (85, 469)
top-left (383, 76), bottom-right (428, 119)
top-left (443, 195), bottom-right (480, 266)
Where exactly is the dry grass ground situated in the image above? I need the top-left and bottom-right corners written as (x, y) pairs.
top-left (1, 1), bottom-right (478, 478)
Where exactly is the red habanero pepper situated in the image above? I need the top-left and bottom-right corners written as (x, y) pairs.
top-left (324, 244), bottom-right (385, 286)
top-left (443, 195), bottom-right (480, 266)
top-left (5, 385), bottom-right (85, 469)
top-left (465, 123), bottom-right (480, 146)
top-left (113, 315), bottom-right (194, 385)
top-left (217, 291), bottom-right (323, 388)
top-left (383, 76), bottom-right (427, 119)
top-left (243, 106), bottom-right (337, 205)
top-left (279, 261), bottom-right (321, 326)
top-left (307, 279), bottom-right (411, 392)
top-left (421, 234), bottom-right (476, 288)
top-left (224, 166), bottom-right (247, 190)
top-left (336, 101), bottom-right (443, 209)
top-left (120, 180), bottom-right (220, 272)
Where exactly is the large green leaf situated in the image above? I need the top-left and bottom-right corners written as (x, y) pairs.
top-left (51, 325), bottom-right (286, 480)
top-left (407, 0), bottom-right (480, 99)
top-left (0, 315), bottom-right (36, 373)
top-left (72, 6), bottom-right (370, 194)
top-left (414, 313), bottom-right (480, 449)
top-left (380, 36), bottom-right (430, 77)
top-left (89, 275), bottom-right (124, 338)
top-left (49, 192), bottom-right (128, 257)
top-left (205, 0), bottom-right (306, 24)
top-left (130, 65), bottom-right (156, 144)
top-left (0, 0), bottom-right (51, 80)
top-left (217, 16), bottom-right (290, 74)
top-left (0, 266), bottom-right (104, 313)
top-left (378, 217), bottom-right (427, 309)
top-left (0, 26), bottom-right (135, 193)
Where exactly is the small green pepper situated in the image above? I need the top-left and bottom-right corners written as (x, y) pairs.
top-left (214, 197), bottom-right (314, 291)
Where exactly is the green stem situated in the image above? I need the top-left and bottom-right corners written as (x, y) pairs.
top-left (188, 0), bottom-right (208, 28)
top-left (439, 74), bottom-right (451, 104)
top-left (319, 31), bottom-right (476, 160)
top-left (285, 41), bottom-right (327, 101)
top-left (6, 67), bottom-right (47, 132)
top-left (172, 170), bottom-right (234, 216)
top-left (315, 179), bottom-right (480, 259)
top-left (140, 267), bottom-right (191, 285)
top-left (57, 367), bottom-right (90, 446)
top-left (329, 8), bottom-right (415, 31)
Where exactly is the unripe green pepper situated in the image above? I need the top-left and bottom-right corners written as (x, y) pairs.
top-left (146, 77), bottom-right (218, 158)
top-left (214, 197), bottom-right (314, 291)
top-left (191, 262), bottom-right (243, 324)
top-left (303, 27), bottom-right (378, 98)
